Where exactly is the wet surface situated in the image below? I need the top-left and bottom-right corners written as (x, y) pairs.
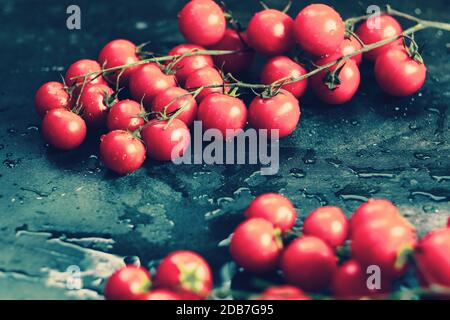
top-left (0, 0), bottom-right (449, 299)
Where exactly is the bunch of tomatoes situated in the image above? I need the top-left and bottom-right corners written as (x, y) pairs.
top-left (34, 1), bottom-right (427, 174)
top-left (104, 194), bottom-right (450, 300)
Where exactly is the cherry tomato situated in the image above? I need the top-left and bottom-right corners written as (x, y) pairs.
top-left (129, 63), bottom-right (177, 108)
top-left (178, 0), bottom-right (226, 46)
top-left (355, 15), bottom-right (403, 61)
top-left (248, 89), bottom-right (300, 138)
top-left (303, 206), bottom-right (349, 248)
top-left (107, 99), bottom-right (145, 132)
top-left (208, 29), bottom-right (254, 74)
top-left (98, 39), bottom-right (140, 85)
top-left (64, 59), bottom-right (106, 87)
top-left (338, 36), bottom-right (363, 65)
top-left (152, 87), bottom-right (198, 126)
top-left (104, 265), bottom-right (151, 300)
top-left (197, 93), bottom-right (247, 138)
top-left (79, 83), bottom-right (116, 128)
top-left (155, 250), bottom-right (212, 300)
top-left (244, 193), bottom-right (297, 232)
top-left (141, 119), bottom-right (191, 161)
top-left (35, 82), bottom-right (70, 118)
top-left (99, 130), bottom-right (146, 175)
top-left (167, 44), bottom-right (214, 85)
top-left (447, 216), bottom-right (450, 228)
top-left (310, 54), bottom-right (360, 105)
top-left (258, 285), bottom-right (310, 300)
top-left (261, 56), bottom-right (308, 98)
top-left (350, 198), bottom-right (403, 232)
top-left (374, 47), bottom-right (426, 97)
top-left (294, 4), bottom-right (345, 57)
top-left (281, 236), bottom-right (337, 292)
top-left (185, 66), bottom-right (225, 102)
top-left (246, 9), bottom-right (294, 56)
top-left (42, 108), bottom-right (86, 150)
top-left (137, 289), bottom-right (180, 300)
top-left (230, 218), bottom-right (283, 273)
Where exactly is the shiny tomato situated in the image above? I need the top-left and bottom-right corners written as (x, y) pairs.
top-left (294, 4), bottom-right (345, 57)
top-left (64, 59), bottom-right (106, 87)
top-left (141, 119), bottom-right (191, 161)
top-left (246, 9), bottom-right (295, 56)
top-left (261, 56), bottom-right (308, 98)
top-left (79, 83), bottom-right (116, 128)
top-left (137, 289), bottom-right (180, 300)
top-left (281, 236), bottom-right (337, 292)
top-left (42, 108), bottom-right (86, 150)
top-left (244, 193), bottom-right (297, 232)
top-left (258, 285), bottom-right (310, 300)
top-left (152, 87), bottom-right (198, 126)
top-left (155, 250), bottom-right (212, 300)
top-left (107, 99), bottom-right (145, 132)
top-left (178, 0), bottom-right (226, 46)
top-left (104, 265), bottom-right (151, 300)
top-left (230, 218), bottom-right (283, 273)
top-left (355, 15), bottom-right (403, 61)
top-left (99, 130), bottom-right (146, 175)
top-left (185, 66), bottom-right (225, 101)
top-left (303, 206), bottom-right (349, 248)
top-left (374, 47), bottom-right (426, 97)
top-left (35, 82), bottom-right (70, 117)
top-left (248, 89), bottom-right (300, 138)
top-left (447, 216), bottom-right (450, 228)
top-left (338, 36), bottom-right (363, 65)
top-left (350, 198), bottom-right (402, 232)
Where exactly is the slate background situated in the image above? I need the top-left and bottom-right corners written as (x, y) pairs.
top-left (0, 0), bottom-right (449, 299)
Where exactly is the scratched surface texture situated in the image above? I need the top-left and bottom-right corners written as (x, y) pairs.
top-left (0, 0), bottom-right (449, 299)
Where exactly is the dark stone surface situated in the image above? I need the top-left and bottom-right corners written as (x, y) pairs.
top-left (0, 0), bottom-right (448, 299)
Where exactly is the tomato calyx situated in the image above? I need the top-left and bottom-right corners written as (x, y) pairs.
top-left (273, 227), bottom-right (284, 249)
top-left (394, 244), bottom-right (415, 271)
top-left (323, 62), bottom-right (346, 91)
top-left (403, 35), bottom-right (425, 64)
top-left (177, 262), bottom-right (206, 297)
top-left (136, 41), bottom-right (154, 59)
top-left (104, 90), bottom-right (121, 109)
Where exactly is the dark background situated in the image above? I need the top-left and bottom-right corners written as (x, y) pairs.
top-left (0, 0), bottom-right (449, 299)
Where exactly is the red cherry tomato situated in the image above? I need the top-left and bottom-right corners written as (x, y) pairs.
top-left (230, 218), bottom-right (283, 273)
top-left (35, 82), bottom-right (70, 117)
top-left (303, 206), bottom-right (349, 248)
top-left (261, 56), bottom-right (308, 98)
top-left (374, 47), bottom-right (426, 97)
top-left (178, 0), bottom-right (226, 46)
top-left (338, 36), bottom-right (363, 65)
top-left (294, 4), bottom-right (345, 57)
top-left (310, 54), bottom-right (360, 105)
top-left (258, 285), bottom-right (310, 300)
top-left (247, 9), bottom-right (294, 56)
top-left (350, 198), bottom-right (403, 232)
top-left (98, 39), bottom-right (140, 85)
top-left (64, 59), bottom-right (107, 87)
top-left (167, 44), bottom-right (214, 85)
top-left (141, 119), bottom-right (191, 161)
top-left (208, 29), bottom-right (254, 74)
top-left (185, 66), bottom-right (225, 102)
top-left (79, 83), bottom-right (116, 128)
top-left (281, 236), bottom-right (337, 292)
top-left (355, 15), bottom-right (403, 61)
top-left (155, 250), bottom-right (212, 300)
top-left (197, 93), bottom-right (247, 138)
top-left (248, 89), bottom-right (300, 138)
top-left (99, 130), bottom-right (146, 175)
top-left (152, 87), bottom-right (198, 126)
top-left (244, 193), bottom-right (297, 232)
top-left (42, 109), bottom-right (86, 150)
top-left (447, 216), bottom-right (450, 228)
top-left (137, 289), bottom-right (180, 300)
top-left (129, 63), bottom-right (176, 108)
top-left (104, 265), bottom-right (151, 300)
top-left (107, 99), bottom-right (145, 132)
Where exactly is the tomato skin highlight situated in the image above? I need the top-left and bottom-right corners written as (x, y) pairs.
top-left (258, 285), bottom-right (310, 300)
top-left (244, 193), bottom-right (297, 232)
top-left (281, 236), bottom-right (337, 292)
top-left (185, 66), bottom-right (225, 102)
top-left (294, 4), bottom-right (345, 57)
top-left (155, 250), bottom-right (213, 300)
top-left (261, 56), bottom-right (308, 98)
top-left (99, 130), bottom-right (146, 175)
top-left (247, 9), bottom-right (295, 56)
top-left (141, 119), bottom-right (191, 161)
top-left (35, 82), bottom-right (71, 118)
top-left (350, 198), bottom-right (401, 232)
top-left (374, 47), bottom-right (426, 97)
top-left (248, 90), bottom-right (300, 138)
top-left (107, 99), bottom-right (145, 132)
top-left (42, 108), bottom-right (87, 150)
top-left (104, 265), bottom-right (151, 300)
top-left (230, 218), bottom-right (283, 273)
top-left (152, 87), bottom-right (198, 126)
top-left (338, 36), bottom-right (363, 65)
top-left (79, 83), bottom-right (116, 128)
top-left (178, 0), bottom-right (226, 46)
top-left (64, 59), bottom-right (107, 87)
top-left (303, 206), bottom-right (349, 248)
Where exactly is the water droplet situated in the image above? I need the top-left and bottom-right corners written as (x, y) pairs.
top-left (3, 158), bottom-right (21, 168)
top-left (302, 149), bottom-right (316, 165)
top-left (410, 189), bottom-right (450, 202)
top-left (414, 153), bottom-right (431, 160)
top-left (7, 128), bottom-right (16, 134)
top-left (289, 168), bottom-right (305, 178)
